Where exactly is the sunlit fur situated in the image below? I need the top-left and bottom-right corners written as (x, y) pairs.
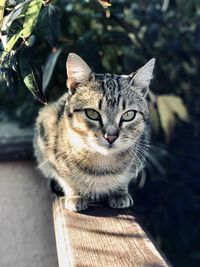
top-left (34, 57), bottom-right (154, 210)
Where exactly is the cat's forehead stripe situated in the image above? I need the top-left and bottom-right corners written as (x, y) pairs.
top-left (98, 98), bottom-right (103, 110)
top-left (116, 94), bottom-right (121, 107)
top-left (92, 73), bottom-right (146, 113)
top-left (92, 73), bottom-right (121, 111)
top-left (122, 99), bottom-right (126, 110)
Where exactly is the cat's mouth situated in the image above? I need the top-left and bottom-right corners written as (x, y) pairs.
top-left (102, 142), bottom-right (120, 153)
top-left (87, 137), bottom-right (119, 155)
top-left (107, 143), bottom-right (114, 149)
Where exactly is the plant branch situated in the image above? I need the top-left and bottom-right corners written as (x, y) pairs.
top-left (110, 13), bottom-right (152, 59)
top-left (109, 13), bottom-right (166, 76)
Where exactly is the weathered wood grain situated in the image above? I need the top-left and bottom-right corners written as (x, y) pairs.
top-left (53, 197), bottom-right (170, 267)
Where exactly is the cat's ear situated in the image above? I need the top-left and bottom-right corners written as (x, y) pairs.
top-left (66, 53), bottom-right (91, 94)
top-left (129, 58), bottom-right (155, 97)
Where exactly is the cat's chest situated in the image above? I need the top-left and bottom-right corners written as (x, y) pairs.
top-left (55, 151), bottom-right (134, 197)
top-left (69, 167), bottom-right (133, 198)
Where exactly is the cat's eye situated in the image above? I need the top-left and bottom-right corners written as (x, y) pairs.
top-left (85, 109), bottom-right (101, 121)
top-left (121, 110), bottom-right (136, 122)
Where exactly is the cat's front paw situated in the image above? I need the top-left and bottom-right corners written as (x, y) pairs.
top-left (65, 196), bottom-right (89, 212)
top-left (108, 193), bottom-right (134, 209)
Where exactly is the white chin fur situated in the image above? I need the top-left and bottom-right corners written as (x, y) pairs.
top-left (87, 139), bottom-right (119, 156)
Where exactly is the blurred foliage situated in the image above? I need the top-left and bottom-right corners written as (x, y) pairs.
top-left (0, 0), bottom-right (200, 266)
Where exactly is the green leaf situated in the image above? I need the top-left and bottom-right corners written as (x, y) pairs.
top-left (157, 95), bottom-right (188, 142)
top-left (22, 0), bottom-right (43, 38)
top-left (0, 0), bottom-right (6, 22)
top-left (42, 48), bottom-right (62, 92)
top-left (37, 4), bottom-right (61, 47)
top-left (0, 0), bottom-right (42, 62)
top-left (1, 0), bottom-right (32, 32)
top-left (149, 103), bottom-right (160, 135)
top-left (19, 48), bottom-right (46, 104)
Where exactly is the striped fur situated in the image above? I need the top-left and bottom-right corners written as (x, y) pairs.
top-left (34, 53), bottom-right (155, 211)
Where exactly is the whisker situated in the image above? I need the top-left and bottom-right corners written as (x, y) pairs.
top-left (128, 148), bottom-right (144, 170)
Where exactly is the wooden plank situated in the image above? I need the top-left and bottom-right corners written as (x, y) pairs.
top-left (53, 197), bottom-right (171, 267)
top-left (0, 122), bottom-right (33, 160)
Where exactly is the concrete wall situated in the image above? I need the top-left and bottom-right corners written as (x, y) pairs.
top-left (0, 161), bottom-right (58, 267)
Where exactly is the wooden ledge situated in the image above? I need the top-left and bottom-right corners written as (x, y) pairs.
top-left (53, 198), bottom-right (170, 267)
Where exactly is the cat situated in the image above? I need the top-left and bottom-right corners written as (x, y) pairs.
top-left (34, 53), bottom-right (155, 212)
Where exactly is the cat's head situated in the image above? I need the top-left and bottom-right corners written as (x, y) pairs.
top-left (65, 53), bottom-right (155, 156)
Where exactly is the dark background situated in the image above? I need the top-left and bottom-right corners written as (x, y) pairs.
top-left (0, 1), bottom-right (200, 266)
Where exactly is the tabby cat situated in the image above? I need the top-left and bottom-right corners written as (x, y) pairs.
top-left (34, 53), bottom-right (155, 211)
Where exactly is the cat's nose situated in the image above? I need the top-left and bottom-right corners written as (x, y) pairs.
top-left (103, 133), bottom-right (119, 144)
